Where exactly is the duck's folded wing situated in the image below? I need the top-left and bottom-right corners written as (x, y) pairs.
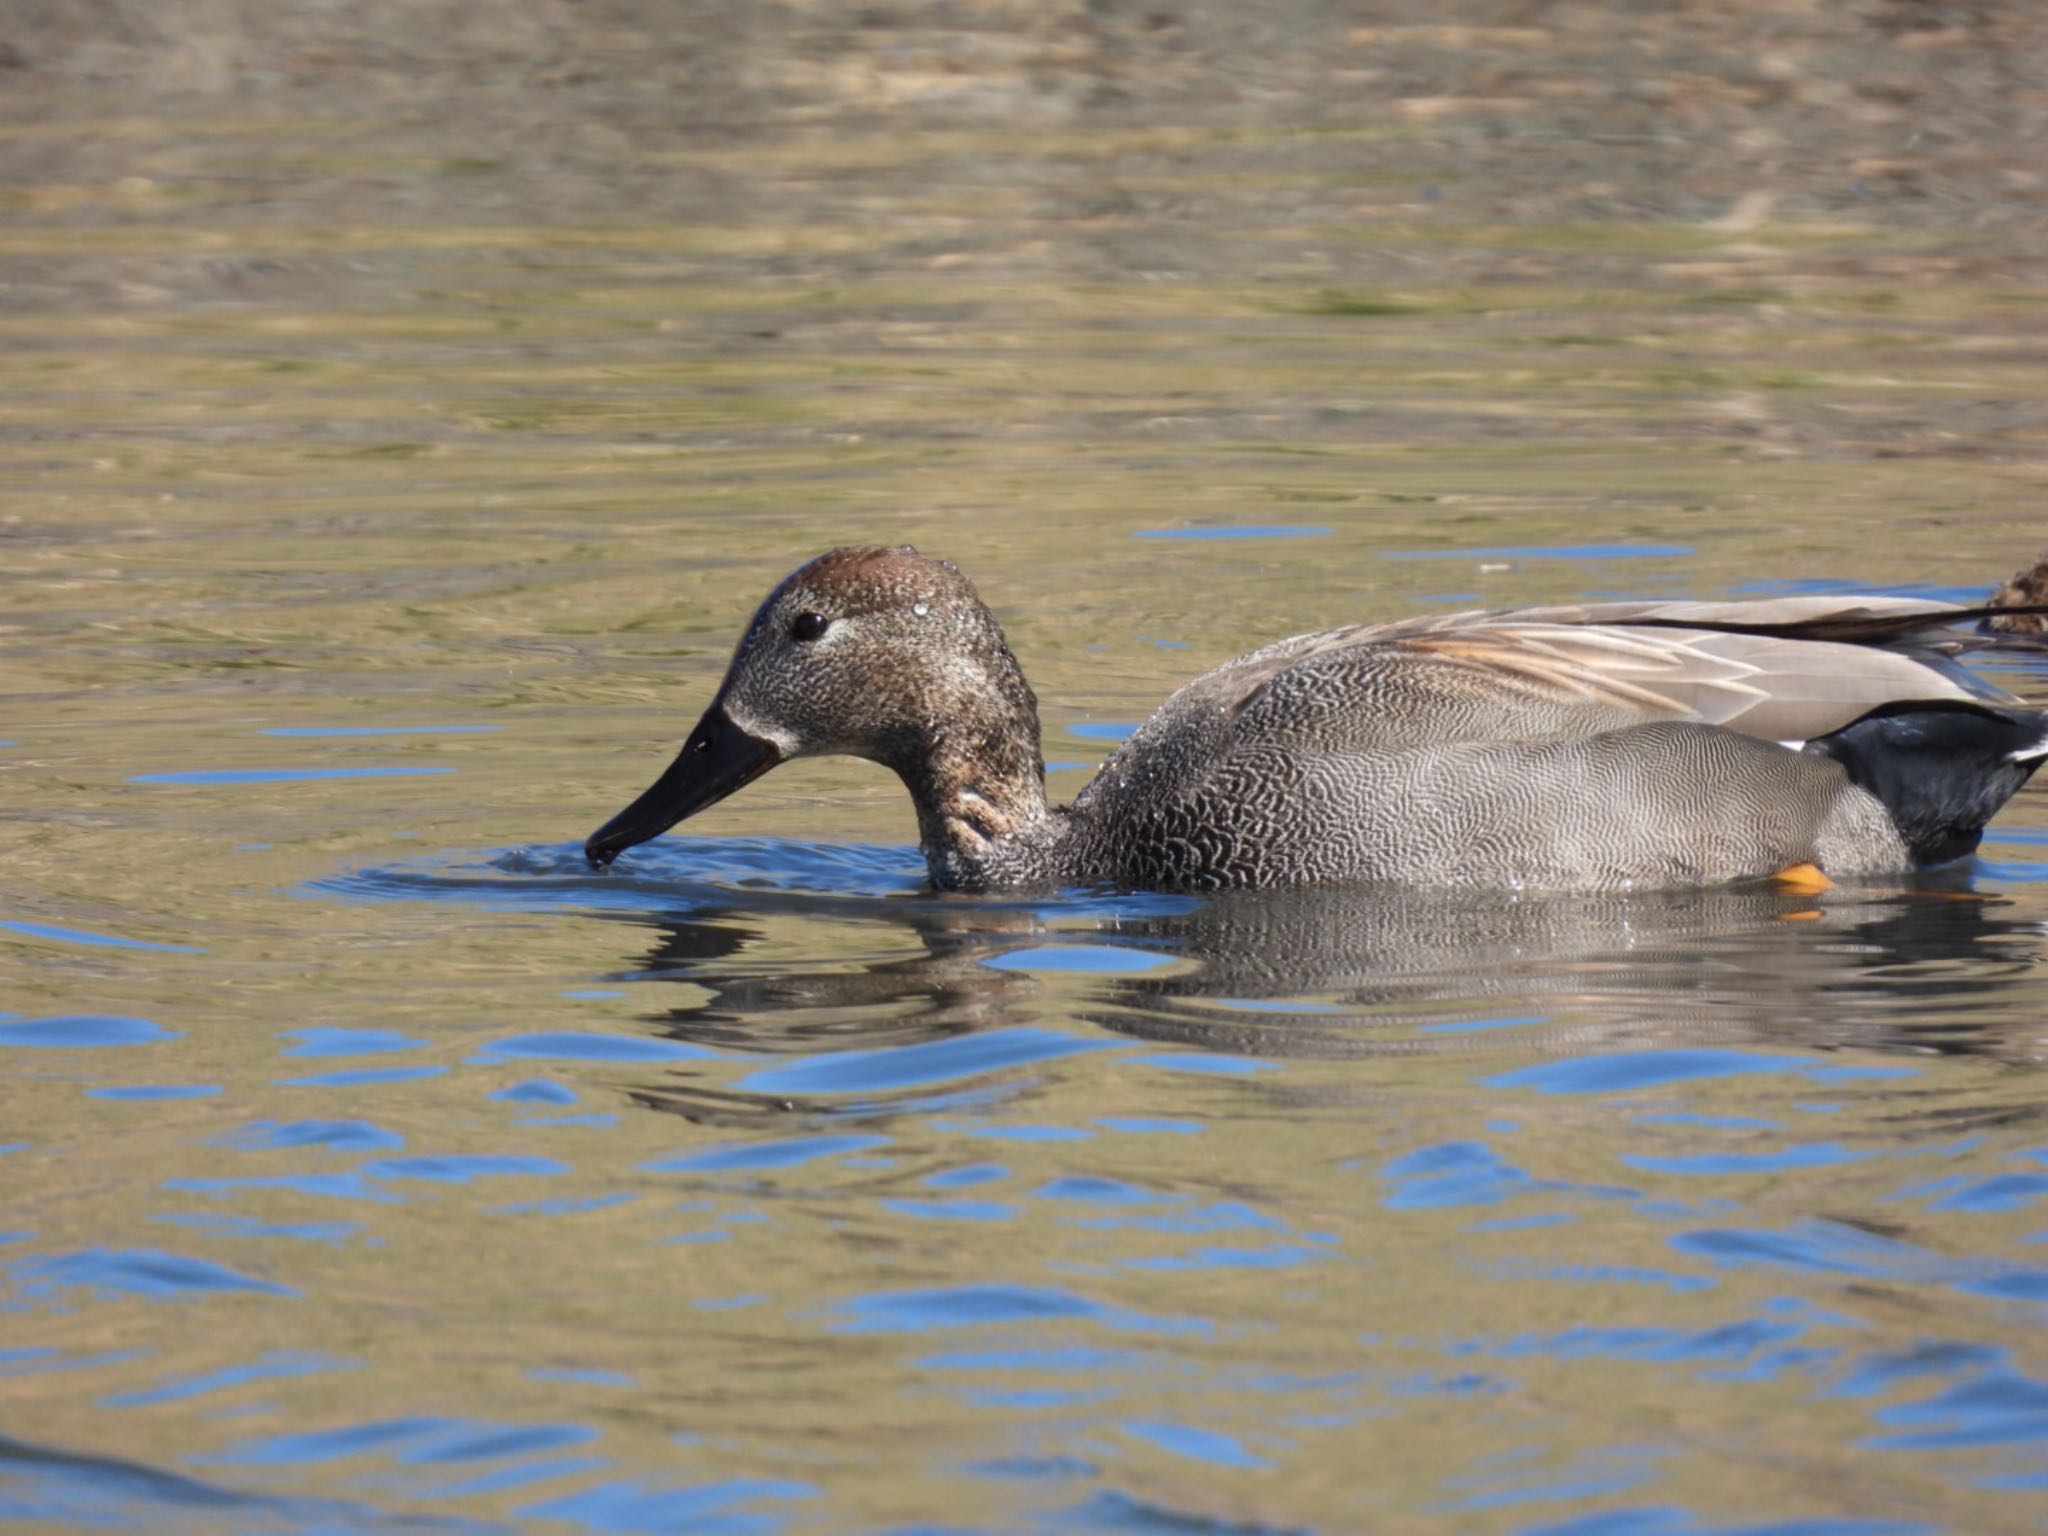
top-left (1411, 594), bottom-right (1963, 636)
top-left (1388, 591), bottom-right (2048, 653)
top-left (1392, 621), bottom-right (2001, 744)
top-left (1219, 617), bottom-right (2004, 755)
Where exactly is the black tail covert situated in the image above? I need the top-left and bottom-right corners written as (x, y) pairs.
top-left (1806, 703), bottom-right (2048, 867)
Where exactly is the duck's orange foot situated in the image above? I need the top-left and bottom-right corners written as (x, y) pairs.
top-left (1773, 861), bottom-right (1834, 895)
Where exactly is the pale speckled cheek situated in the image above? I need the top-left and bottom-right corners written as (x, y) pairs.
top-left (722, 700), bottom-right (799, 755)
top-left (929, 652), bottom-right (989, 696)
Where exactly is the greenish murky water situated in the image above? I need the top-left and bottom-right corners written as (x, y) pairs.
top-left (6, 13), bottom-right (2048, 1534)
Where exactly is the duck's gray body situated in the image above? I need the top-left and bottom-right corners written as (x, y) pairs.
top-left (585, 546), bottom-right (2048, 894)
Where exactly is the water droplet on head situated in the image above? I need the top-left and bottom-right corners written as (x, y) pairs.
top-left (913, 602), bottom-right (930, 618)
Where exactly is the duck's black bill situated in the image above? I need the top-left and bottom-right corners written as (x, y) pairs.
top-left (585, 705), bottom-right (781, 869)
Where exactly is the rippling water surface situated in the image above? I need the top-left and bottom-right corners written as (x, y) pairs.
top-left (9, 8), bottom-right (2048, 1533)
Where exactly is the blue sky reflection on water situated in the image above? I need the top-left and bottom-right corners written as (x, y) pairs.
top-left (8, 875), bottom-right (2048, 1533)
top-left (10, 812), bottom-right (2048, 1531)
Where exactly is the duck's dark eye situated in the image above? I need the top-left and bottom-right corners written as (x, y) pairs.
top-left (789, 611), bottom-right (831, 643)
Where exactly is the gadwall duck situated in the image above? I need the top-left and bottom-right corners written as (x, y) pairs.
top-left (587, 545), bottom-right (2048, 893)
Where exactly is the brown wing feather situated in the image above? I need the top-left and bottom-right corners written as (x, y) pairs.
top-left (1178, 596), bottom-right (2025, 756)
top-left (1365, 594), bottom-right (1964, 641)
top-left (1395, 622), bottom-right (1993, 743)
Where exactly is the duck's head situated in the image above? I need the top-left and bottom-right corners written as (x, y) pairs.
top-left (585, 545), bottom-right (1044, 870)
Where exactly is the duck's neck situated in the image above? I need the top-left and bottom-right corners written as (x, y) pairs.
top-left (881, 640), bottom-right (1068, 891)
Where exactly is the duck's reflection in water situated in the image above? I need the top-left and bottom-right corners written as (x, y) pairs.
top-left (605, 873), bottom-right (2046, 1123)
top-left (1082, 879), bottom-right (2046, 1062)
top-left (609, 890), bottom-right (1049, 1123)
